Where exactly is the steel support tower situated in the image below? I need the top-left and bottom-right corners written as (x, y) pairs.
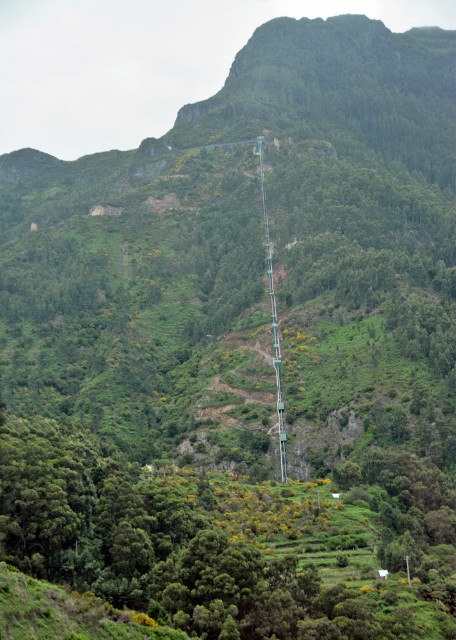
top-left (256, 136), bottom-right (288, 483)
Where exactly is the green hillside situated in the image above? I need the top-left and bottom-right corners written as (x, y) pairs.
top-left (0, 562), bottom-right (189, 640)
top-left (0, 14), bottom-right (455, 640)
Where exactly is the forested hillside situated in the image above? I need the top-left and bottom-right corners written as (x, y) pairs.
top-left (0, 14), bottom-right (455, 640)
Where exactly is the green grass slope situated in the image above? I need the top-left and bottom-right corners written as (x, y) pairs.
top-left (0, 563), bottom-right (189, 640)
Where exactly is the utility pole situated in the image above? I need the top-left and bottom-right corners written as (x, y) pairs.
top-left (405, 555), bottom-right (411, 586)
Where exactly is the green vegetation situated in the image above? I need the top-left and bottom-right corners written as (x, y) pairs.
top-left (0, 562), bottom-right (189, 640)
top-left (0, 14), bottom-right (455, 640)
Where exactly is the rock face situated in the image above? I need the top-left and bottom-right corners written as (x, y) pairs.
top-left (169, 14), bottom-right (454, 189)
top-left (136, 138), bottom-right (171, 158)
top-left (294, 409), bottom-right (364, 472)
top-left (130, 158), bottom-right (169, 181)
top-left (0, 148), bottom-right (62, 183)
top-left (89, 205), bottom-right (123, 217)
top-left (326, 409), bottom-right (364, 447)
top-left (306, 140), bottom-right (338, 161)
top-left (174, 98), bottom-right (218, 126)
top-left (130, 139), bottom-right (171, 180)
top-left (144, 193), bottom-right (179, 213)
top-left (224, 15), bottom-right (394, 88)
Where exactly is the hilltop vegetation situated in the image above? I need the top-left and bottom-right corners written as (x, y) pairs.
top-left (0, 13), bottom-right (455, 640)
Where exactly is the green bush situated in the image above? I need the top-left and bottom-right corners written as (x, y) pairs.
top-left (336, 553), bottom-right (349, 567)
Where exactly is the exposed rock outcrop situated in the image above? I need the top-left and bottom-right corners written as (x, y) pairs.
top-left (130, 158), bottom-right (169, 181)
top-left (307, 140), bottom-right (338, 161)
top-left (174, 98), bottom-right (218, 126)
top-left (129, 138), bottom-right (171, 180)
top-left (144, 193), bottom-right (179, 213)
top-left (89, 205), bottom-right (123, 217)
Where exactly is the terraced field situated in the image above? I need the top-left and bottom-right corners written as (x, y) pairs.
top-left (260, 480), bottom-right (382, 587)
top-left (161, 468), bottom-right (384, 589)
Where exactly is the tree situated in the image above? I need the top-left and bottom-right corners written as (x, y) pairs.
top-left (173, 610), bottom-right (192, 633)
top-left (242, 588), bottom-right (304, 640)
top-left (297, 617), bottom-right (342, 640)
top-left (110, 520), bottom-right (153, 579)
top-left (219, 614), bottom-right (240, 640)
top-left (293, 564), bottom-right (322, 609)
top-left (389, 405), bottom-right (409, 444)
top-left (332, 461), bottom-right (362, 490)
top-left (140, 483), bottom-right (208, 555)
top-left (161, 582), bottom-right (190, 614)
top-left (266, 555), bottom-right (299, 591)
top-left (198, 487), bottom-right (217, 511)
top-left (424, 507), bottom-right (456, 545)
top-left (193, 599), bottom-right (234, 638)
top-left (378, 530), bottom-right (423, 573)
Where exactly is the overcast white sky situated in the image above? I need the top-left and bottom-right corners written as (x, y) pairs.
top-left (1, 0), bottom-right (455, 160)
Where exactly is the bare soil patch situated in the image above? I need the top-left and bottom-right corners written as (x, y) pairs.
top-left (145, 193), bottom-right (179, 212)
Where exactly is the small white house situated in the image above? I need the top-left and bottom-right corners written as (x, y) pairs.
top-left (332, 493), bottom-right (341, 499)
top-left (378, 570), bottom-right (389, 580)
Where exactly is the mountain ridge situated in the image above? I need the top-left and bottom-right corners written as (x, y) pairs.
top-left (2, 15), bottom-right (455, 173)
top-left (0, 14), bottom-right (455, 639)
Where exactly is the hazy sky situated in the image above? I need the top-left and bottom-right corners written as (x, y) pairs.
top-left (1, 0), bottom-right (455, 160)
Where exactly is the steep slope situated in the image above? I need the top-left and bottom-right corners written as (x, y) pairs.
top-left (0, 562), bottom-right (189, 640)
top-left (1, 14), bottom-right (456, 640)
top-left (174, 15), bottom-right (455, 188)
top-left (0, 15), bottom-right (455, 467)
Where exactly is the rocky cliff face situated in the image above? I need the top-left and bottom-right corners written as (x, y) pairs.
top-left (173, 15), bottom-right (455, 122)
top-left (174, 97), bottom-right (218, 126)
top-left (136, 137), bottom-right (171, 157)
top-left (168, 15), bottom-right (454, 189)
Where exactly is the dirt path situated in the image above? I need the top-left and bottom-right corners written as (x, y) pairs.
top-left (208, 374), bottom-right (221, 390)
top-left (198, 327), bottom-right (287, 424)
top-left (221, 335), bottom-right (274, 366)
top-left (268, 420), bottom-right (280, 435)
top-left (241, 343), bottom-right (274, 366)
top-left (213, 379), bottom-right (275, 405)
top-left (207, 372), bottom-right (274, 406)
top-left (196, 405), bottom-right (239, 424)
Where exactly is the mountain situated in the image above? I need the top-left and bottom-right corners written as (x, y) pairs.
top-left (174, 15), bottom-right (455, 189)
top-left (0, 15), bottom-right (455, 640)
